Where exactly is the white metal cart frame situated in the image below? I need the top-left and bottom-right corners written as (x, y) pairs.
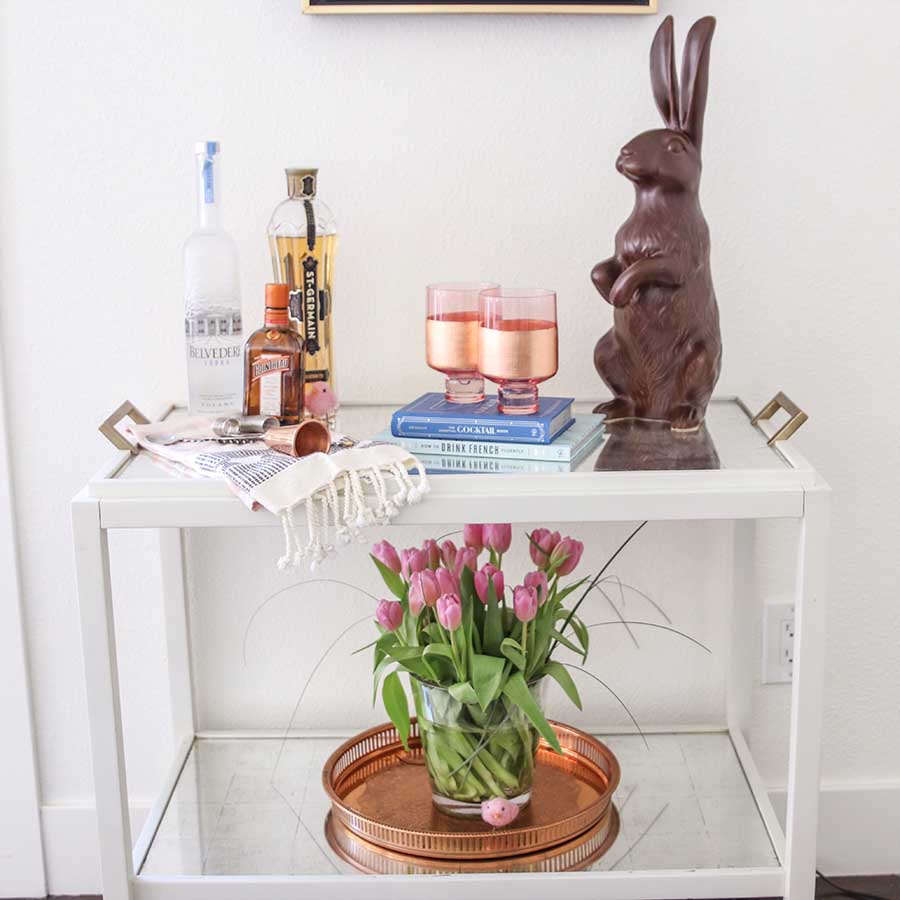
top-left (72, 397), bottom-right (829, 900)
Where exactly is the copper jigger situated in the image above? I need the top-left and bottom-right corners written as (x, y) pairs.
top-left (264, 420), bottom-right (331, 457)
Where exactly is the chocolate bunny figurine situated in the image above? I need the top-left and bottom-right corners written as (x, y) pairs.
top-left (592, 15), bottom-right (721, 431)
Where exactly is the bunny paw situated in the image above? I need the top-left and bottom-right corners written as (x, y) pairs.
top-left (593, 397), bottom-right (635, 422)
top-left (669, 404), bottom-right (704, 432)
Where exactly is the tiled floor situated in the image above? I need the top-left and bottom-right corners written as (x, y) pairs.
top-left (139, 731), bottom-right (779, 877)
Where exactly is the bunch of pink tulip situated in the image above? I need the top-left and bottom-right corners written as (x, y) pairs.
top-left (366, 525), bottom-right (590, 827)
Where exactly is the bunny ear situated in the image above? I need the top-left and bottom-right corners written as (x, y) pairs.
top-left (679, 16), bottom-right (716, 149)
top-left (650, 15), bottom-right (679, 129)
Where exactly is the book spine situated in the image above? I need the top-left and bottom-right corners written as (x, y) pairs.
top-left (391, 407), bottom-right (572, 445)
top-left (392, 421), bottom-right (546, 443)
top-left (391, 435), bottom-right (573, 462)
top-left (415, 457), bottom-right (570, 475)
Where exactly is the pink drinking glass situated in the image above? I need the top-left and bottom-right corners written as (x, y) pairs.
top-left (478, 287), bottom-right (558, 415)
top-left (426, 282), bottom-right (498, 403)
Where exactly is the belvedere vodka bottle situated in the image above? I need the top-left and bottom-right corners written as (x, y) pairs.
top-left (184, 141), bottom-right (243, 415)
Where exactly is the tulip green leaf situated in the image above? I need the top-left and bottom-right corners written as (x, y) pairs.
top-left (500, 637), bottom-right (525, 670)
top-left (371, 632), bottom-right (398, 671)
top-left (471, 653), bottom-right (506, 710)
top-left (569, 615), bottom-right (590, 662)
top-left (448, 681), bottom-right (479, 704)
top-left (370, 554), bottom-right (407, 601)
top-left (501, 672), bottom-right (562, 754)
top-left (424, 643), bottom-right (461, 680)
top-left (555, 576), bottom-right (588, 604)
top-left (530, 612), bottom-right (554, 668)
top-left (549, 628), bottom-right (582, 656)
top-left (351, 636), bottom-right (379, 656)
top-left (382, 671), bottom-right (411, 750)
top-left (372, 655), bottom-right (394, 705)
top-left (387, 646), bottom-right (424, 663)
top-left (459, 569), bottom-right (476, 678)
top-left (542, 660), bottom-right (583, 710)
top-left (460, 565), bottom-right (477, 606)
top-left (483, 579), bottom-right (503, 655)
top-left (384, 645), bottom-right (433, 680)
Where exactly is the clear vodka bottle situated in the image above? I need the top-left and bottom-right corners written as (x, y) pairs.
top-left (184, 141), bottom-right (244, 415)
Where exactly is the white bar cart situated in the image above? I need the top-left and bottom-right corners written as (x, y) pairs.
top-left (72, 395), bottom-right (829, 900)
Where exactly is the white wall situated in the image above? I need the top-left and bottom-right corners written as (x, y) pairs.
top-left (2, 0), bottom-right (899, 891)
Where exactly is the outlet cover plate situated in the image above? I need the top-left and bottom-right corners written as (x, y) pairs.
top-left (763, 601), bottom-right (794, 684)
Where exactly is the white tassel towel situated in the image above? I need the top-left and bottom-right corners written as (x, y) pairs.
top-left (125, 418), bottom-right (429, 571)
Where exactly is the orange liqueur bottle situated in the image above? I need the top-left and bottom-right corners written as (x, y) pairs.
top-left (243, 284), bottom-right (305, 425)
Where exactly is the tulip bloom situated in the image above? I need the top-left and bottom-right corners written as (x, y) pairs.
top-left (371, 540), bottom-right (402, 574)
top-left (483, 523), bottom-right (512, 555)
top-left (436, 593), bottom-right (463, 631)
top-left (400, 547), bottom-right (427, 581)
top-left (436, 566), bottom-right (459, 597)
top-left (524, 570), bottom-right (549, 606)
top-left (463, 524), bottom-right (484, 552)
top-left (550, 538), bottom-right (585, 576)
top-left (529, 528), bottom-right (561, 570)
top-left (481, 797), bottom-right (520, 828)
top-left (474, 564), bottom-right (505, 605)
top-left (421, 538), bottom-right (441, 570)
top-left (513, 584), bottom-right (538, 623)
top-left (439, 539), bottom-right (458, 569)
top-left (375, 599), bottom-right (403, 632)
top-left (409, 570), bottom-right (440, 616)
top-left (454, 546), bottom-right (479, 576)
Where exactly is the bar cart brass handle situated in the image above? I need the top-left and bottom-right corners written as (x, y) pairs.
top-left (99, 400), bottom-right (149, 453)
top-left (751, 392), bottom-right (808, 446)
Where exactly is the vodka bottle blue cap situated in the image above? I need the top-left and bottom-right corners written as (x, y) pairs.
top-left (194, 141), bottom-right (220, 157)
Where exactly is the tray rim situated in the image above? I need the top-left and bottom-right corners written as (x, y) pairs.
top-left (322, 718), bottom-right (620, 860)
top-left (324, 804), bottom-right (620, 874)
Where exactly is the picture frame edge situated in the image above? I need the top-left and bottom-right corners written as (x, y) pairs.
top-left (302, 0), bottom-right (657, 15)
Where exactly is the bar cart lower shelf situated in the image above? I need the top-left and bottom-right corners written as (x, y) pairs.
top-left (135, 728), bottom-right (783, 898)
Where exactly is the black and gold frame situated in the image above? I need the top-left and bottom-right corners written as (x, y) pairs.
top-left (303, 0), bottom-right (655, 15)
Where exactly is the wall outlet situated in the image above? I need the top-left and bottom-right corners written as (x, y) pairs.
top-left (762, 601), bottom-right (795, 684)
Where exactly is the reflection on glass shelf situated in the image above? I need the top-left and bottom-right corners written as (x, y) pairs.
top-left (565, 400), bottom-right (778, 474)
top-left (139, 732), bottom-right (778, 877)
top-left (594, 420), bottom-right (721, 472)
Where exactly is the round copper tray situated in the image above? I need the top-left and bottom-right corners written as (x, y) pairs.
top-left (322, 719), bottom-right (620, 860)
top-left (326, 805), bottom-right (619, 874)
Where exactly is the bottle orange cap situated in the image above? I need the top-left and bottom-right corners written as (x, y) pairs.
top-left (265, 283), bottom-right (290, 309)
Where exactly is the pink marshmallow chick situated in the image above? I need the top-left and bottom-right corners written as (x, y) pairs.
top-left (481, 797), bottom-right (520, 828)
top-left (304, 382), bottom-right (339, 417)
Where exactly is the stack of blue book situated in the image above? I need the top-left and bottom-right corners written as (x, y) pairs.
top-left (376, 393), bottom-right (606, 473)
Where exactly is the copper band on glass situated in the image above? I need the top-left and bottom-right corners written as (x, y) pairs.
top-left (478, 321), bottom-right (558, 382)
top-left (425, 315), bottom-right (480, 374)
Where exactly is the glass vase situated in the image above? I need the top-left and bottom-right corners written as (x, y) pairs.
top-left (412, 677), bottom-right (544, 818)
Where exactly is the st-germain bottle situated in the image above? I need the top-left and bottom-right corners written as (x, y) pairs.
top-left (243, 284), bottom-right (305, 425)
top-left (267, 168), bottom-right (338, 425)
top-left (184, 141), bottom-right (244, 415)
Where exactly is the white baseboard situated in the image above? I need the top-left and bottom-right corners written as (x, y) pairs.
top-left (40, 801), bottom-right (151, 896)
top-left (769, 781), bottom-right (900, 876)
top-left (39, 782), bottom-right (900, 894)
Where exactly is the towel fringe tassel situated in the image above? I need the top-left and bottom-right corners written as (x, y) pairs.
top-left (278, 462), bottom-right (429, 571)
